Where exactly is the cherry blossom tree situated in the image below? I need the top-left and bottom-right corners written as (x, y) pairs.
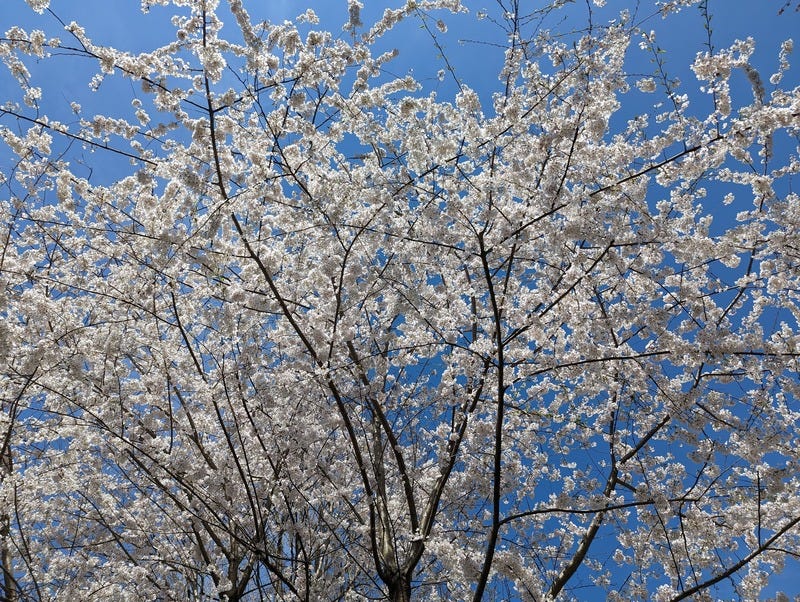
top-left (1, 0), bottom-right (799, 600)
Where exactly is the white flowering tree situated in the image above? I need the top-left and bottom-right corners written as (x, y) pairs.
top-left (1, 0), bottom-right (799, 600)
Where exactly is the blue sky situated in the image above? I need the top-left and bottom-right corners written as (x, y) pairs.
top-left (4, 0), bottom-right (798, 153)
top-left (4, 0), bottom-right (797, 119)
top-left (2, 0), bottom-right (800, 598)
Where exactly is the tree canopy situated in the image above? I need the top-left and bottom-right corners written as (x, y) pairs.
top-left (1, 0), bottom-right (800, 600)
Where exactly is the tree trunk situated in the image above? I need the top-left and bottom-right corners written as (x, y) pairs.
top-left (1, 444), bottom-right (17, 602)
top-left (388, 575), bottom-right (412, 602)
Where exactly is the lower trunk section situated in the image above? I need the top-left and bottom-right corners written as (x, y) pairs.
top-left (388, 575), bottom-right (411, 602)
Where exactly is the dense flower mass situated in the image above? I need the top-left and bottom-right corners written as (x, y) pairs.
top-left (1, 1), bottom-right (799, 600)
